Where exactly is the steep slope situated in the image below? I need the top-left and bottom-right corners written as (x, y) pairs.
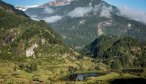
top-left (25, 0), bottom-right (146, 50)
top-left (0, 0), bottom-right (66, 60)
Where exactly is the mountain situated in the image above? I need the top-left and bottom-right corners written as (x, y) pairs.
top-left (0, 1), bottom-right (96, 83)
top-left (25, 0), bottom-right (146, 50)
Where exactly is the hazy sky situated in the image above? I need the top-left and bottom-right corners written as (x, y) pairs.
top-left (104, 0), bottom-right (146, 11)
top-left (2, 0), bottom-right (146, 11)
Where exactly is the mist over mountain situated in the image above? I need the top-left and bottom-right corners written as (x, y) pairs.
top-left (25, 0), bottom-right (146, 50)
top-left (117, 6), bottom-right (146, 24)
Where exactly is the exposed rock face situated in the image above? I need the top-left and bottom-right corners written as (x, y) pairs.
top-left (26, 44), bottom-right (38, 57)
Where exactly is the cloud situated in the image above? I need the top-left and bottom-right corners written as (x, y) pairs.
top-left (26, 5), bottom-right (39, 8)
top-left (100, 5), bottom-right (113, 18)
top-left (28, 14), bottom-right (40, 21)
top-left (67, 6), bottom-right (93, 18)
top-left (15, 5), bottom-right (39, 11)
top-left (43, 7), bottom-right (54, 14)
top-left (42, 15), bottom-right (63, 23)
top-left (117, 6), bottom-right (146, 24)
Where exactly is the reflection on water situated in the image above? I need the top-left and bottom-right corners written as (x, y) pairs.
top-left (76, 74), bottom-right (84, 81)
top-left (76, 73), bottom-right (98, 81)
top-left (66, 72), bottom-right (104, 81)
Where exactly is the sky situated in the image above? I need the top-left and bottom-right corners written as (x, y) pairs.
top-left (2, 0), bottom-right (53, 6)
top-left (103, 0), bottom-right (146, 24)
top-left (2, 0), bottom-right (146, 11)
top-left (104, 0), bottom-right (146, 11)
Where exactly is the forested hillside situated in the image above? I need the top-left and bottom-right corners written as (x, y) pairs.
top-left (84, 35), bottom-right (146, 70)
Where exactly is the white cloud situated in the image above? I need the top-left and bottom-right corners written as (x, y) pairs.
top-left (15, 5), bottom-right (39, 11)
top-left (28, 15), bottom-right (40, 21)
top-left (67, 6), bottom-right (93, 18)
top-left (100, 5), bottom-right (113, 18)
top-left (43, 7), bottom-right (54, 14)
top-left (27, 5), bottom-right (39, 8)
top-left (42, 15), bottom-right (63, 23)
top-left (117, 6), bottom-right (146, 24)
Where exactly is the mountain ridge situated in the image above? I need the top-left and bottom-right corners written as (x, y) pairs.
top-left (0, 0), bottom-right (29, 17)
top-left (25, 0), bottom-right (146, 50)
